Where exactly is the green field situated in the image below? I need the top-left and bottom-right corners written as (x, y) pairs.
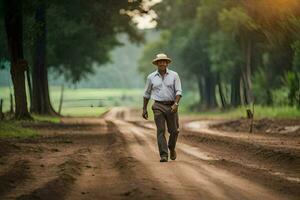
top-left (0, 87), bottom-right (144, 117)
top-left (1, 86), bottom-right (300, 118)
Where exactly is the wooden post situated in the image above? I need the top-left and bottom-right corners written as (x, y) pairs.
top-left (58, 85), bottom-right (64, 115)
top-left (247, 103), bottom-right (255, 133)
top-left (0, 99), bottom-right (4, 120)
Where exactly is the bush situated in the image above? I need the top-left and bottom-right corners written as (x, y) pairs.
top-left (283, 71), bottom-right (300, 108)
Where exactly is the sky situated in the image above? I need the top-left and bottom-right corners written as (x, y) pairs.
top-left (128, 0), bottom-right (162, 29)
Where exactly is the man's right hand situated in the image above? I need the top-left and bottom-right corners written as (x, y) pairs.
top-left (142, 108), bottom-right (148, 120)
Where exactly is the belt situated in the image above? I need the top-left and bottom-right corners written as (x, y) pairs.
top-left (155, 100), bottom-right (174, 105)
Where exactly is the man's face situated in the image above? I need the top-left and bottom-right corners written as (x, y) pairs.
top-left (156, 60), bottom-right (168, 70)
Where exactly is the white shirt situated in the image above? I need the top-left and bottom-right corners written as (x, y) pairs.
top-left (143, 68), bottom-right (182, 101)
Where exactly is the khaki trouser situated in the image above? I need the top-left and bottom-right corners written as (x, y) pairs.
top-left (151, 101), bottom-right (179, 158)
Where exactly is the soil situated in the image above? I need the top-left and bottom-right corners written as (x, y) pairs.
top-left (212, 118), bottom-right (300, 136)
top-left (0, 108), bottom-right (299, 200)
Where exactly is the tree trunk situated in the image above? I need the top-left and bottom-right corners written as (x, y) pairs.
top-left (4, 0), bottom-right (31, 120)
top-left (26, 68), bottom-right (33, 110)
top-left (242, 37), bottom-right (253, 105)
top-left (197, 75), bottom-right (205, 109)
top-left (246, 39), bottom-right (252, 92)
top-left (58, 85), bottom-right (64, 115)
top-left (31, 1), bottom-right (57, 115)
top-left (0, 99), bottom-right (4, 120)
top-left (217, 76), bottom-right (227, 109)
top-left (230, 73), bottom-right (241, 107)
top-left (10, 93), bottom-right (14, 113)
top-left (196, 74), bottom-right (217, 110)
top-left (204, 74), bottom-right (217, 109)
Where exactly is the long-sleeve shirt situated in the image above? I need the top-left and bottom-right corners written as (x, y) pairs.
top-left (143, 68), bottom-right (182, 101)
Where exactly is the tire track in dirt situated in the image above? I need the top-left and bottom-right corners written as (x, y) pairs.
top-left (65, 119), bottom-right (172, 200)
top-left (182, 121), bottom-right (300, 181)
top-left (184, 120), bottom-right (300, 151)
top-left (132, 118), bottom-right (300, 185)
top-left (181, 133), bottom-right (300, 179)
top-left (1, 108), bottom-right (299, 199)
top-left (107, 113), bottom-right (289, 200)
top-left (16, 151), bottom-right (87, 200)
top-left (109, 119), bottom-right (203, 200)
top-left (0, 118), bottom-right (108, 200)
top-left (0, 160), bottom-right (30, 197)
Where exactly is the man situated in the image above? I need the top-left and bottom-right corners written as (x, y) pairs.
top-left (142, 53), bottom-right (182, 162)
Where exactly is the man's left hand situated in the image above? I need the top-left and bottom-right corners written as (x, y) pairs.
top-left (171, 103), bottom-right (178, 113)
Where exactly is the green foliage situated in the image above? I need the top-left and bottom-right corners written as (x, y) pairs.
top-left (32, 114), bottom-right (60, 123)
top-left (138, 31), bottom-right (171, 78)
top-left (180, 0), bottom-right (225, 75)
top-left (138, 0), bottom-right (300, 109)
top-left (292, 40), bottom-right (300, 72)
top-left (208, 31), bottom-right (241, 79)
top-left (218, 7), bottom-right (259, 34)
top-left (0, 121), bottom-right (38, 138)
top-left (12, 0), bottom-right (144, 84)
top-left (272, 87), bottom-right (289, 106)
top-left (45, 1), bottom-right (143, 83)
top-left (154, 0), bottom-right (201, 29)
top-left (0, 114), bottom-right (61, 138)
top-left (283, 71), bottom-right (300, 107)
top-left (252, 67), bottom-right (272, 105)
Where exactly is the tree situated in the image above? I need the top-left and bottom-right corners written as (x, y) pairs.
top-left (30, 0), bottom-right (56, 115)
top-left (218, 6), bottom-right (261, 105)
top-left (208, 31), bottom-right (242, 107)
top-left (26, 0), bottom-right (144, 115)
top-left (4, 0), bottom-right (31, 119)
top-left (179, 0), bottom-right (227, 109)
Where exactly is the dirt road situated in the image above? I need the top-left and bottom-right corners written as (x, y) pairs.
top-left (0, 107), bottom-right (299, 200)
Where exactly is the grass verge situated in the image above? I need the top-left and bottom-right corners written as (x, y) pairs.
top-left (61, 107), bottom-right (108, 117)
top-left (0, 121), bottom-right (38, 138)
top-left (32, 114), bottom-right (61, 123)
top-left (181, 105), bottom-right (300, 119)
top-left (0, 114), bottom-right (62, 138)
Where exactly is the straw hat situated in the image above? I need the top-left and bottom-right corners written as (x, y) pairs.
top-left (152, 53), bottom-right (172, 65)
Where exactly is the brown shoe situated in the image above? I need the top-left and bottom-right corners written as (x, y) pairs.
top-left (170, 149), bottom-right (177, 160)
top-left (160, 156), bottom-right (168, 162)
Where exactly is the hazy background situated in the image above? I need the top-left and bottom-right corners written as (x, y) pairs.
top-left (1, 0), bottom-right (300, 118)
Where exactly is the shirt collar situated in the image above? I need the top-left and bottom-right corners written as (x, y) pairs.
top-left (155, 68), bottom-right (169, 76)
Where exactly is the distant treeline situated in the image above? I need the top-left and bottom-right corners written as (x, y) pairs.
top-left (139, 0), bottom-right (300, 110)
top-left (0, 34), bottom-right (147, 89)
